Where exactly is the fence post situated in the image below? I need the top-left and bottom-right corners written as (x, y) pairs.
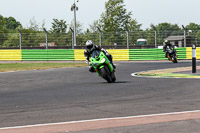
top-left (192, 44), bottom-right (196, 73)
top-left (70, 27), bottom-right (74, 49)
top-left (153, 26), bottom-right (157, 48)
top-left (155, 30), bottom-right (157, 48)
top-left (182, 25), bottom-right (186, 47)
top-left (126, 30), bottom-right (130, 49)
top-left (43, 28), bottom-right (48, 50)
top-left (97, 27), bottom-right (102, 47)
top-left (17, 29), bottom-right (22, 49)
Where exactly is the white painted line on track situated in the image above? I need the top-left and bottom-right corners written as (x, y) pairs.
top-left (131, 71), bottom-right (161, 79)
top-left (1, 110), bottom-right (200, 130)
top-left (0, 71), bottom-right (16, 74)
top-left (131, 72), bottom-right (162, 79)
top-left (131, 72), bottom-right (184, 79)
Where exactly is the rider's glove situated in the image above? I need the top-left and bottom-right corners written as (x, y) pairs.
top-left (89, 65), bottom-right (95, 73)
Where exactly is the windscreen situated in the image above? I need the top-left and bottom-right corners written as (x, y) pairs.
top-left (136, 41), bottom-right (147, 45)
top-left (91, 50), bottom-right (101, 58)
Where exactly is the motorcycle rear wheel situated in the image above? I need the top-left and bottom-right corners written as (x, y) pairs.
top-left (111, 71), bottom-right (116, 82)
top-left (174, 57), bottom-right (178, 63)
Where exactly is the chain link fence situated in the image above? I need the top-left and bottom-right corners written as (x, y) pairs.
top-left (0, 30), bottom-right (200, 49)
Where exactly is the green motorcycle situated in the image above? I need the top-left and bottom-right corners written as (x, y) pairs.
top-left (90, 50), bottom-right (116, 83)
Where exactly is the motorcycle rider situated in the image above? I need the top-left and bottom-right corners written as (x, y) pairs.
top-left (84, 40), bottom-right (116, 72)
top-left (163, 40), bottom-right (173, 58)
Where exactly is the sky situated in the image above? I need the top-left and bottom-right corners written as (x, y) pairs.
top-left (0, 0), bottom-right (200, 31)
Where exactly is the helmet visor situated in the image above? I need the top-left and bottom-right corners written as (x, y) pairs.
top-left (86, 45), bottom-right (93, 49)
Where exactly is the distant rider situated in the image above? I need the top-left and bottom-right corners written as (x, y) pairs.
top-left (163, 40), bottom-right (173, 58)
top-left (84, 40), bottom-right (116, 72)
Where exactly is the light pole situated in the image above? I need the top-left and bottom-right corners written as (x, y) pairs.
top-left (70, 27), bottom-right (74, 49)
top-left (71, 0), bottom-right (79, 47)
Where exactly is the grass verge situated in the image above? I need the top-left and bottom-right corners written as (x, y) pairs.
top-left (0, 63), bottom-right (88, 72)
top-left (136, 67), bottom-right (200, 79)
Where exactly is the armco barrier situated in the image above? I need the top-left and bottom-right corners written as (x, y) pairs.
top-left (74, 50), bottom-right (85, 61)
top-left (186, 47), bottom-right (200, 60)
top-left (107, 49), bottom-right (129, 61)
top-left (73, 49), bottom-right (129, 61)
top-left (176, 47), bottom-right (186, 60)
top-left (0, 48), bottom-right (190, 61)
top-left (22, 49), bottom-right (74, 61)
top-left (129, 49), bottom-right (165, 60)
top-left (0, 50), bottom-right (22, 61)
top-left (129, 48), bottom-right (186, 61)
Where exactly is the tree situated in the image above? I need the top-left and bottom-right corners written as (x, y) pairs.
top-left (41, 19), bottom-right (46, 30)
top-left (0, 15), bottom-right (7, 32)
top-left (186, 23), bottom-right (200, 31)
top-left (150, 23), bottom-right (182, 44)
top-left (155, 23), bottom-right (181, 32)
top-left (28, 17), bottom-right (40, 31)
top-left (69, 21), bottom-right (85, 45)
top-left (89, 20), bottom-right (101, 33)
top-left (69, 20), bottom-right (83, 34)
top-left (96, 0), bottom-right (142, 45)
top-left (126, 18), bottom-right (142, 31)
top-left (186, 23), bottom-right (200, 45)
top-left (3, 33), bottom-right (19, 47)
top-left (0, 15), bottom-right (7, 46)
top-left (4, 17), bottom-right (22, 30)
top-left (50, 19), bottom-right (67, 33)
top-left (141, 25), bottom-right (156, 45)
top-left (99, 0), bottom-right (141, 32)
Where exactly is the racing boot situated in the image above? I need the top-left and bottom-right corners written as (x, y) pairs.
top-left (112, 63), bottom-right (116, 69)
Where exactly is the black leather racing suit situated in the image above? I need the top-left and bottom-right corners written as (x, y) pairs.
top-left (84, 45), bottom-right (114, 72)
top-left (163, 42), bottom-right (173, 58)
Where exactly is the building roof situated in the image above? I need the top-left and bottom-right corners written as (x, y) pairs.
top-left (164, 36), bottom-right (184, 41)
top-left (164, 35), bottom-right (191, 41)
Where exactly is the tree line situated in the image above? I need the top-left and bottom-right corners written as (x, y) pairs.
top-left (1, 0), bottom-right (200, 48)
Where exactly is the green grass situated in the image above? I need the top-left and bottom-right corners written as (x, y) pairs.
top-left (0, 63), bottom-right (88, 72)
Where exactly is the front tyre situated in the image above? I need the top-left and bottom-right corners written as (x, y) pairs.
top-left (100, 66), bottom-right (112, 83)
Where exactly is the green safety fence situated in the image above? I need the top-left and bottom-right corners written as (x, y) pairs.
top-left (129, 48), bottom-right (186, 61)
top-left (129, 48), bottom-right (165, 60)
top-left (175, 47), bottom-right (186, 60)
top-left (22, 49), bottom-right (74, 61)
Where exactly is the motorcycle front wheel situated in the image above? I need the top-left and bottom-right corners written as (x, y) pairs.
top-left (100, 66), bottom-right (112, 83)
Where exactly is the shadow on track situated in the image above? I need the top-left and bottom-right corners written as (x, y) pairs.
top-left (94, 81), bottom-right (131, 84)
top-left (114, 81), bottom-right (131, 83)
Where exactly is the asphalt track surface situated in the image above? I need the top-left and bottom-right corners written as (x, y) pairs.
top-left (1, 61), bottom-right (200, 132)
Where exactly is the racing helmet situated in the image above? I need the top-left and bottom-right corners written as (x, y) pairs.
top-left (86, 40), bottom-right (94, 52)
top-left (165, 40), bottom-right (170, 45)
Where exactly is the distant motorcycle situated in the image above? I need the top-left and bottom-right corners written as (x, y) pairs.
top-left (166, 46), bottom-right (178, 63)
top-left (90, 50), bottom-right (116, 83)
